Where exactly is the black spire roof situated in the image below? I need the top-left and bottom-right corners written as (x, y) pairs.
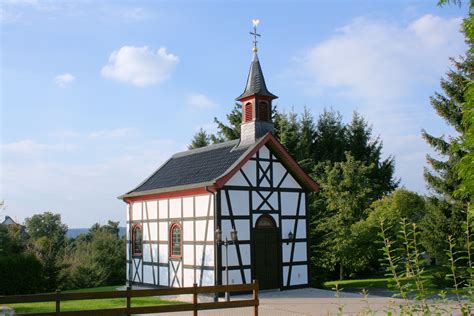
top-left (236, 53), bottom-right (277, 101)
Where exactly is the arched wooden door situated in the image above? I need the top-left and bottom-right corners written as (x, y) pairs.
top-left (252, 215), bottom-right (281, 290)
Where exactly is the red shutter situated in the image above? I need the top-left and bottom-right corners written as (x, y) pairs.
top-left (244, 103), bottom-right (253, 122)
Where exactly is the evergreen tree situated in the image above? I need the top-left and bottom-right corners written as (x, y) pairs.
top-left (346, 112), bottom-right (398, 199)
top-left (188, 128), bottom-right (211, 149)
top-left (211, 103), bottom-right (242, 142)
top-left (313, 109), bottom-right (346, 163)
top-left (421, 53), bottom-right (473, 243)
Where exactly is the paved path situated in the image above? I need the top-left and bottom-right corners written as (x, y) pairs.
top-left (148, 288), bottom-right (406, 315)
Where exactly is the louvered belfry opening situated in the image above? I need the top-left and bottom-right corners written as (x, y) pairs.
top-left (244, 102), bottom-right (253, 122)
top-left (258, 102), bottom-right (269, 121)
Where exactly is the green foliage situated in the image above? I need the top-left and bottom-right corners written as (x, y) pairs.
top-left (188, 128), bottom-right (211, 149)
top-left (0, 253), bottom-right (43, 295)
top-left (313, 153), bottom-right (374, 279)
top-left (61, 222), bottom-right (125, 290)
top-left (25, 212), bottom-right (68, 291)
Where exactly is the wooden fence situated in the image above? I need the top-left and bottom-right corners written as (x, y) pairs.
top-left (0, 281), bottom-right (259, 316)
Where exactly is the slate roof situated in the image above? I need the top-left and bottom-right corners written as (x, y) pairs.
top-left (124, 139), bottom-right (251, 197)
top-left (236, 53), bottom-right (278, 101)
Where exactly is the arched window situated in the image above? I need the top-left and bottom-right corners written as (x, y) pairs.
top-left (132, 224), bottom-right (143, 256)
top-left (256, 214), bottom-right (276, 229)
top-left (244, 102), bottom-right (253, 122)
top-left (170, 223), bottom-right (182, 258)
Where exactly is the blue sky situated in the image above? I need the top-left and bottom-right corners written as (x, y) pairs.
top-left (0, 0), bottom-right (467, 227)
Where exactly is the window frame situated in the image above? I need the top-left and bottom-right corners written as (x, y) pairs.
top-left (169, 222), bottom-right (183, 259)
top-left (131, 224), bottom-right (143, 257)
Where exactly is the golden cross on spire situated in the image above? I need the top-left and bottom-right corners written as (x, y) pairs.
top-left (250, 19), bottom-right (261, 53)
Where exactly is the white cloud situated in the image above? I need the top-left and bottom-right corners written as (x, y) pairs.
top-left (2, 139), bottom-right (76, 154)
top-left (300, 14), bottom-right (464, 103)
top-left (187, 93), bottom-right (217, 108)
top-left (54, 73), bottom-right (75, 87)
top-left (294, 14), bottom-right (465, 192)
top-left (88, 128), bottom-right (136, 139)
top-left (101, 46), bottom-right (179, 87)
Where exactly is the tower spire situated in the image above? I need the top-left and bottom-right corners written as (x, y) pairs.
top-left (237, 19), bottom-right (278, 146)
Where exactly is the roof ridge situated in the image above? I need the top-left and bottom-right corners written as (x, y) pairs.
top-left (172, 139), bottom-right (240, 158)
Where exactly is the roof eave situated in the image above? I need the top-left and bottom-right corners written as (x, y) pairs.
top-left (118, 181), bottom-right (216, 201)
top-left (235, 92), bottom-right (278, 102)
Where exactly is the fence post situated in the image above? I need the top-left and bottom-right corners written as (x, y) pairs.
top-left (55, 289), bottom-right (60, 315)
top-left (193, 283), bottom-right (198, 316)
top-left (253, 280), bottom-right (259, 316)
top-left (126, 286), bottom-right (131, 316)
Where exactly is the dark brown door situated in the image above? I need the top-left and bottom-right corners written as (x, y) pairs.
top-left (253, 215), bottom-right (280, 290)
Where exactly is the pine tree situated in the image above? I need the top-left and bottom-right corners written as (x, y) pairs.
top-left (313, 109), bottom-right (346, 163)
top-left (346, 112), bottom-right (398, 199)
top-left (188, 128), bottom-right (211, 149)
top-left (421, 53), bottom-right (473, 242)
top-left (211, 103), bottom-right (242, 142)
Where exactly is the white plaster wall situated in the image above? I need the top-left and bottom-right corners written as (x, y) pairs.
top-left (241, 160), bottom-right (257, 186)
top-left (201, 270), bottom-right (214, 286)
top-left (158, 200), bottom-right (168, 219)
top-left (159, 266), bottom-right (169, 286)
top-left (282, 242), bottom-right (307, 262)
top-left (281, 173), bottom-right (301, 189)
top-left (159, 222), bottom-right (168, 241)
top-left (169, 198), bottom-right (182, 219)
top-left (143, 265), bottom-right (154, 284)
top-left (226, 170), bottom-right (248, 186)
top-left (195, 195), bottom-right (213, 217)
top-left (183, 244), bottom-right (194, 265)
top-left (132, 203), bottom-right (142, 220)
top-left (183, 197), bottom-right (193, 218)
top-left (221, 269), bottom-right (251, 285)
top-left (159, 244), bottom-right (168, 264)
top-left (183, 268), bottom-right (195, 287)
top-left (195, 245), bottom-right (214, 266)
top-left (259, 146), bottom-right (271, 159)
top-left (272, 162), bottom-right (286, 187)
top-left (228, 191), bottom-right (249, 215)
top-left (146, 201), bottom-right (158, 220)
top-left (221, 243), bottom-right (250, 266)
top-left (183, 221), bottom-right (193, 241)
top-left (280, 192), bottom-right (299, 215)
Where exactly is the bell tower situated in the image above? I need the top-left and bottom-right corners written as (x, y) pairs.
top-left (237, 19), bottom-right (278, 146)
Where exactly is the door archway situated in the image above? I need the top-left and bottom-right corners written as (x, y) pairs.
top-left (252, 215), bottom-right (281, 289)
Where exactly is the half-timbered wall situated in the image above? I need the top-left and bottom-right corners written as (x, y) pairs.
top-left (126, 194), bottom-right (215, 288)
top-left (218, 145), bottom-right (309, 288)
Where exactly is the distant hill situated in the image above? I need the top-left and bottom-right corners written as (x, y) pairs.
top-left (67, 227), bottom-right (126, 238)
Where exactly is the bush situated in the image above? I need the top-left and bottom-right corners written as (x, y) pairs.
top-left (0, 253), bottom-right (43, 295)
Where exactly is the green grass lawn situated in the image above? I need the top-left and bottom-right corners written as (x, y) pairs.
top-left (6, 285), bottom-right (183, 314)
top-left (322, 267), bottom-right (469, 296)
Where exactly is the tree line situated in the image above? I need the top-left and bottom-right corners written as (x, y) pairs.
top-left (0, 213), bottom-right (125, 295)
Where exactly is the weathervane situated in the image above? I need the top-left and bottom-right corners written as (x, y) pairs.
top-left (250, 19), bottom-right (261, 53)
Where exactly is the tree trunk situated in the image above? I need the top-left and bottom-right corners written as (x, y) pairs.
top-left (339, 264), bottom-right (344, 280)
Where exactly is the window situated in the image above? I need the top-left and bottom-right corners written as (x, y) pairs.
top-left (132, 224), bottom-right (143, 256)
top-left (256, 215), bottom-right (276, 228)
top-left (170, 223), bottom-right (182, 258)
top-left (244, 102), bottom-right (253, 122)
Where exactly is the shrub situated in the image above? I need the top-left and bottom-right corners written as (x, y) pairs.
top-left (0, 253), bottom-right (43, 295)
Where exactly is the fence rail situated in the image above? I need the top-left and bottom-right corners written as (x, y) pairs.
top-left (0, 281), bottom-right (259, 316)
